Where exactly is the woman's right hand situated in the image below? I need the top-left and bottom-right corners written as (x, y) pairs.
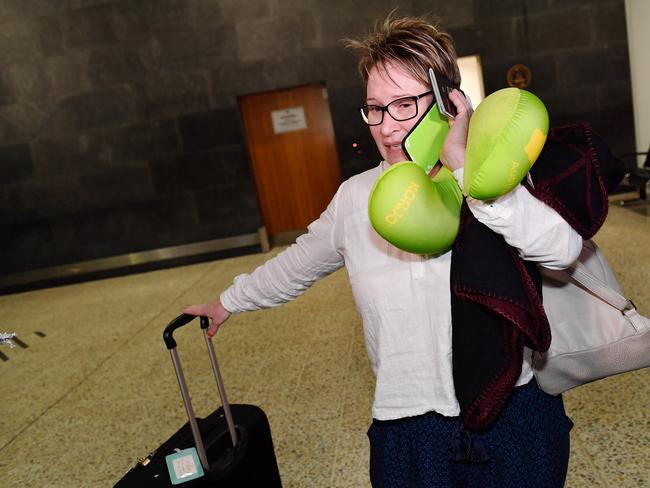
top-left (440, 89), bottom-right (473, 172)
top-left (184, 299), bottom-right (231, 338)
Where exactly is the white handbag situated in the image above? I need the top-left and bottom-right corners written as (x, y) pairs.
top-left (533, 239), bottom-right (650, 395)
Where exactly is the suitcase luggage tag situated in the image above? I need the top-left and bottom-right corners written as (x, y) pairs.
top-left (165, 447), bottom-right (205, 485)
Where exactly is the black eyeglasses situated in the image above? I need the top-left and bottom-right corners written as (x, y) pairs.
top-left (359, 91), bottom-right (432, 126)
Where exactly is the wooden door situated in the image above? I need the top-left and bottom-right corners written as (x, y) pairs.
top-left (239, 83), bottom-right (342, 236)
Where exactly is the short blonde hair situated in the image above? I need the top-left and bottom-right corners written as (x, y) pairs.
top-left (345, 14), bottom-right (460, 88)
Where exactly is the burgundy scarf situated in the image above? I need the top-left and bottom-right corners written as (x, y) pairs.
top-left (450, 124), bottom-right (624, 431)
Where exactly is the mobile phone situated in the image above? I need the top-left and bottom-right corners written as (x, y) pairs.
top-left (401, 97), bottom-right (450, 175)
top-left (429, 68), bottom-right (457, 120)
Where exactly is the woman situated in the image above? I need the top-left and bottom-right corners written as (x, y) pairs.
top-left (185, 15), bottom-right (582, 487)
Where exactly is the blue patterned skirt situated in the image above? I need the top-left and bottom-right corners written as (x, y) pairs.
top-left (368, 379), bottom-right (573, 488)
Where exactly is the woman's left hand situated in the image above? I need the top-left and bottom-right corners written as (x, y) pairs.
top-left (183, 299), bottom-right (231, 338)
top-left (440, 89), bottom-right (473, 171)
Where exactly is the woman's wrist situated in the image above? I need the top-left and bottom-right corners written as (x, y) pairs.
top-left (441, 153), bottom-right (465, 171)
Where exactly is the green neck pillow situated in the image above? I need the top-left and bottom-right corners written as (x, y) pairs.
top-left (368, 88), bottom-right (548, 255)
top-left (464, 88), bottom-right (548, 200)
top-left (368, 162), bottom-right (463, 255)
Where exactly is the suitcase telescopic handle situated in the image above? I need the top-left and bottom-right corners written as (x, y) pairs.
top-left (163, 313), bottom-right (197, 349)
top-left (163, 314), bottom-right (239, 471)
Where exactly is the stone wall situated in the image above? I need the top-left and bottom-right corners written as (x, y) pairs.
top-left (0, 0), bottom-right (632, 274)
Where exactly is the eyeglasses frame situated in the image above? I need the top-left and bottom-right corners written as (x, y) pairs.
top-left (358, 90), bottom-right (433, 126)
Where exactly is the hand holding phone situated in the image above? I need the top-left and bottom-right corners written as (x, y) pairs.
top-left (401, 68), bottom-right (459, 174)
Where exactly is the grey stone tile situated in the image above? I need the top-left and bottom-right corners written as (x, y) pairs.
top-left (45, 52), bottom-right (92, 99)
top-left (49, 208), bottom-right (127, 256)
top-left (0, 218), bottom-right (56, 272)
top-left (0, 15), bottom-right (56, 65)
top-left (554, 44), bottom-right (630, 88)
top-left (87, 45), bottom-right (151, 88)
top-left (76, 161), bottom-right (155, 209)
top-left (178, 108), bottom-right (245, 152)
top-left (0, 186), bottom-right (9, 223)
top-left (0, 143), bottom-right (34, 184)
top-left (133, 72), bottom-right (212, 120)
top-left (464, 17), bottom-right (528, 63)
top-left (42, 85), bottom-right (139, 135)
top-left (1, 61), bottom-right (54, 103)
top-left (7, 175), bottom-right (82, 222)
top-left (149, 144), bottom-right (253, 196)
top-left (109, 118), bottom-right (182, 163)
top-left (134, 31), bottom-right (200, 74)
top-left (32, 131), bottom-right (112, 178)
top-left (589, 120), bottom-right (635, 158)
top-left (590, 0), bottom-right (628, 44)
top-left (208, 59), bottom-right (270, 106)
top-left (209, 0), bottom-right (270, 22)
top-left (0, 104), bottom-right (47, 146)
top-left (527, 5), bottom-right (594, 54)
top-left (193, 184), bottom-right (260, 226)
top-left (413, 0), bottom-right (475, 27)
top-left (537, 84), bottom-right (601, 126)
top-left (0, 0), bottom-right (65, 20)
top-left (120, 193), bottom-right (200, 248)
top-left (60, 3), bottom-right (118, 50)
top-left (596, 80), bottom-right (633, 122)
top-left (235, 13), bottom-right (318, 64)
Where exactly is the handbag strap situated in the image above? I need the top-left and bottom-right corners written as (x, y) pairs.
top-left (563, 261), bottom-right (636, 313)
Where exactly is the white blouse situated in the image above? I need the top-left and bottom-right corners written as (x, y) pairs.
top-left (220, 162), bottom-right (583, 420)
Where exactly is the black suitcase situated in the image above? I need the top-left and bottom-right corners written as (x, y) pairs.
top-left (115, 314), bottom-right (282, 487)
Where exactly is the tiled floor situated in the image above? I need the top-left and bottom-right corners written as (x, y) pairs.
top-left (1, 195), bottom-right (648, 487)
